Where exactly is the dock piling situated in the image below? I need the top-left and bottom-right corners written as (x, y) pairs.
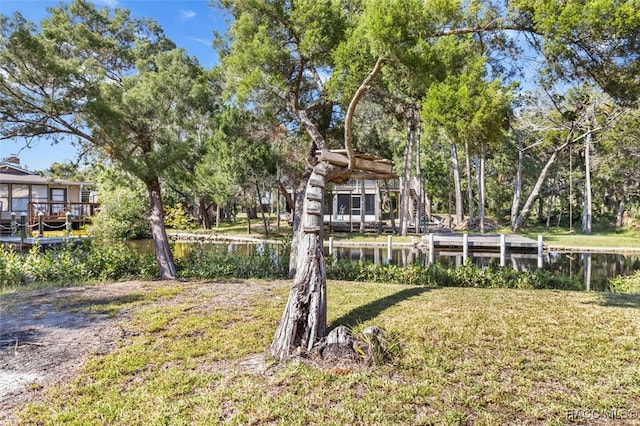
top-left (38, 212), bottom-right (44, 237)
top-left (66, 212), bottom-right (73, 236)
top-left (428, 233), bottom-right (435, 265)
top-left (462, 233), bottom-right (469, 261)
top-left (537, 235), bottom-right (544, 268)
top-left (20, 212), bottom-right (26, 242)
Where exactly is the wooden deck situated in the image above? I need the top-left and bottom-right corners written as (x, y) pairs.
top-left (0, 236), bottom-right (85, 252)
top-left (421, 233), bottom-right (541, 253)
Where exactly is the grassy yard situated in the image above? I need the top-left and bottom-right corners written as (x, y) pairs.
top-left (12, 280), bottom-right (640, 425)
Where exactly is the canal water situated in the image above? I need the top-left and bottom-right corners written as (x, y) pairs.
top-left (132, 240), bottom-right (640, 291)
top-left (327, 245), bottom-right (640, 292)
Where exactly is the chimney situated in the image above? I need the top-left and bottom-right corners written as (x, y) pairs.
top-left (6, 156), bottom-right (20, 165)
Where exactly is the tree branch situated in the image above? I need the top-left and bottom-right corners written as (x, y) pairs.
top-left (344, 55), bottom-right (385, 172)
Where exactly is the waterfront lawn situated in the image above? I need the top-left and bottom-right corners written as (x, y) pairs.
top-left (520, 225), bottom-right (640, 250)
top-left (14, 280), bottom-right (640, 425)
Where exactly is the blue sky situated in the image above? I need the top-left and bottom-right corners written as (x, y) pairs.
top-left (0, 0), bottom-right (229, 171)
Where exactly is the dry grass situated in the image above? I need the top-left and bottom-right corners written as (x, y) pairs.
top-left (9, 279), bottom-right (640, 425)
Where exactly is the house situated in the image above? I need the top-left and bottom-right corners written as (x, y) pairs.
top-left (0, 157), bottom-right (98, 234)
top-left (323, 178), bottom-right (389, 231)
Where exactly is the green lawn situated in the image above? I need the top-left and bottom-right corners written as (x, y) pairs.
top-left (518, 226), bottom-right (640, 250)
top-left (13, 280), bottom-right (640, 425)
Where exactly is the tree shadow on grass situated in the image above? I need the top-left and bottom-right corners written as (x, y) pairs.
top-left (597, 292), bottom-right (640, 309)
top-left (330, 286), bottom-right (432, 329)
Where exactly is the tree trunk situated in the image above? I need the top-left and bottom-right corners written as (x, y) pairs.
top-left (199, 198), bottom-right (212, 230)
top-left (545, 192), bottom-right (553, 229)
top-left (400, 123), bottom-right (415, 236)
top-left (276, 184), bottom-right (281, 234)
top-left (615, 188), bottom-right (626, 227)
top-left (146, 178), bottom-right (176, 279)
top-left (582, 131), bottom-right (593, 234)
top-left (288, 171), bottom-right (311, 278)
top-left (415, 119), bottom-right (422, 234)
top-left (246, 205), bottom-right (252, 234)
top-left (513, 141), bottom-right (569, 233)
top-left (451, 144), bottom-right (464, 225)
top-left (465, 141), bottom-right (475, 226)
top-left (477, 147), bottom-right (486, 233)
top-left (510, 138), bottom-right (523, 229)
top-left (271, 164), bottom-right (330, 360)
top-left (383, 180), bottom-right (397, 234)
top-left (255, 180), bottom-right (270, 237)
top-left (272, 55), bottom-right (385, 360)
top-left (277, 180), bottom-right (295, 211)
top-left (360, 179), bottom-right (366, 233)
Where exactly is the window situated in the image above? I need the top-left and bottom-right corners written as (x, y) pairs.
top-left (337, 194), bottom-right (350, 218)
top-left (31, 185), bottom-right (48, 214)
top-left (0, 184), bottom-right (8, 212)
top-left (80, 191), bottom-right (92, 216)
top-left (365, 194), bottom-right (375, 215)
top-left (11, 184), bottom-right (29, 213)
top-left (50, 188), bottom-right (66, 215)
top-left (351, 196), bottom-right (361, 216)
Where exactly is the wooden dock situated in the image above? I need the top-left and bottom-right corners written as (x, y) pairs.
top-left (422, 233), bottom-right (541, 253)
top-left (0, 236), bottom-right (85, 252)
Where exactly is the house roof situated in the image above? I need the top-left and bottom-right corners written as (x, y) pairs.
top-left (0, 163), bottom-right (92, 186)
top-left (0, 173), bottom-right (91, 186)
top-left (0, 162), bottom-right (34, 175)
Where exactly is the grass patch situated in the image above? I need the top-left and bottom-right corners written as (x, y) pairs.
top-left (14, 280), bottom-right (640, 425)
top-left (503, 225), bottom-right (640, 249)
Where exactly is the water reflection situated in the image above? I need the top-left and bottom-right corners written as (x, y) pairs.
top-left (326, 246), bottom-right (640, 291)
top-left (128, 240), bottom-right (640, 291)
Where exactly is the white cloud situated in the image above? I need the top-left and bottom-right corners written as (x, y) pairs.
top-left (180, 10), bottom-right (196, 21)
top-left (93, 0), bottom-right (119, 8)
top-left (188, 37), bottom-right (211, 46)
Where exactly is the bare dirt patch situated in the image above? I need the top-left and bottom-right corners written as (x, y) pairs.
top-left (0, 279), bottom-right (288, 424)
top-left (0, 281), bottom-right (151, 423)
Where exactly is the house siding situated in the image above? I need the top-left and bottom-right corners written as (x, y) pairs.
top-left (0, 163), bottom-right (95, 226)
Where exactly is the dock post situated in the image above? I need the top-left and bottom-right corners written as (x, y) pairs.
top-left (10, 212), bottom-right (16, 236)
top-left (500, 234), bottom-right (506, 267)
top-left (387, 235), bottom-right (393, 264)
top-left (328, 236), bottom-right (334, 256)
top-left (537, 235), bottom-right (544, 268)
top-left (38, 212), bottom-right (44, 237)
top-left (428, 233), bottom-right (435, 265)
top-left (66, 212), bottom-right (72, 236)
top-left (20, 212), bottom-right (26, 242)
top-left (462, 233), bottom-right (469, 261)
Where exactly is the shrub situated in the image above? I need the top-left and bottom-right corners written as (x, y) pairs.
top-left (0, 240), bottom-right (157, 288)
top-left (0, 247), bottom-right (29, 286)
top-left (86, 187), bottom-right (149, 240)
top-left (326, 258), bottom-right (582, 291)
top-left (609, 271), bottom-right (640, 293)
top-left (164, 205), bottom-right (198, 230)
top-left (176, 243), bottom-right (289, 280)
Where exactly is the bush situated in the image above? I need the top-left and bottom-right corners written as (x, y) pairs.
top-left (164, 205), bottom-right (198, 230)
top-left (86, 187), bottom-right (149, 240)
top-left (0, 240), bottom-right (157, 287)
top-left (326, 258), bottom-right (582, 291)
top-left (176, 243), bottom-right (289, 280)
top-left (0, 247), bottom-right (28, 286)
top-left (608, 271), bottom-right (640, 293)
